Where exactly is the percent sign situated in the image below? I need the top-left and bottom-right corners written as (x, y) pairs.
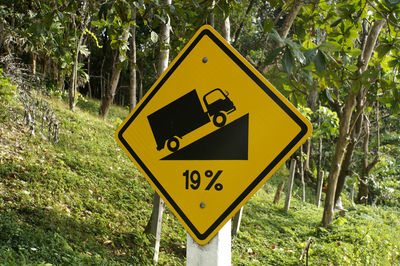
top-left (205, 170), bottom-right (223, 191)
top-left (183, 170), bottom-right (223, 191)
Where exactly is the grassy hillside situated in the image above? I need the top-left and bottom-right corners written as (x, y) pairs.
top-left (1, 95), bottom-right (399, 265)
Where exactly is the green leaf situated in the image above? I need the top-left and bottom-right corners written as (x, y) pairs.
top-left (304, 48), bottom-right (318, 65)
top-left (319, 41), bottom-right (341, 53)
top-left (330, 18), bottom-right (342, 27)
top-left (263, 19), bottom-right (274, 33)
top-left (348, 28), bottom-right (359, 39)
top-left (28, 10), bottom-right (37, 19)
top-left (289, 92), bottom-right (298, 107)
top-left (79, 45), bottom-right (90, 57)
top-left (376, 44), bottom-right (392, 59)
top-left (268, 29), bottom-right (284, 45)
top-left (301, 70), bottom-right (313, 85)
top-left (264, 46), bottom-right (285, 65)
top-left (282, 47), bottom-right (295, 75)
top-left (284, 39), bottom-right (298, 49)
top-left (347, 64), bottom-right (358, 72)
top-left (91, 20), bottom-right (105, 28)
top-left (292, 47), bottom-right (306, 64)
top-left (388, 58), bottom-right (399, 68)
top-left (326, 88), bottom-right (334, 102)
top-left (155, 14), bottom-right (166, 24)
top-left (348, 48), bottom-right (362, 57)
top-left (314, 50), bottom-right (327, 73)
top-left (150, 31), bottom-right (158, 43)
top-left (387, 0), bottom-right (400, 5)
top-left (302, 39), bottom-right (317, 49)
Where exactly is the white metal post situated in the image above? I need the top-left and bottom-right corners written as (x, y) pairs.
top-left (186, 220), bottom-right (231, 266)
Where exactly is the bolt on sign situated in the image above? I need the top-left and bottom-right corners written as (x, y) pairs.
top-left (115, 25), bottom-right (312, 245)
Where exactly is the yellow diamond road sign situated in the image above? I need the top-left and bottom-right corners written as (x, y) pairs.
top-left (116, 25), bottom-right (312, 245)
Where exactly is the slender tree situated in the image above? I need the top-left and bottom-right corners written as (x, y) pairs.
top-left (322, 19), bottom-right (386, 226)
top-left (144, 1), bottom-right (171, 263)
top-left (69, 0), bottom-right (90, 111)
top-left (128, 6), bottom-right (137, 112)
top-left (98, 0), bottom-right (131, 118)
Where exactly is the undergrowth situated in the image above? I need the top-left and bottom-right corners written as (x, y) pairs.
top-left (1, 94), bottom-right (399, 265)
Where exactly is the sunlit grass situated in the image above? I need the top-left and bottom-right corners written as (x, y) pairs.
top-left (1, 96), bottom-right (399, 265)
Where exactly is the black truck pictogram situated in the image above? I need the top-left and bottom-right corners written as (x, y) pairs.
top-left (147, 89), bottom-right (236, 152)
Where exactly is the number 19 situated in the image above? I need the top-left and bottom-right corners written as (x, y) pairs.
top-left (183, 170), bottom-right (201, 190)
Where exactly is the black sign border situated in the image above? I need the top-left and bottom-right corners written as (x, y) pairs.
top-left (118, 27), bottom-right (310, 241)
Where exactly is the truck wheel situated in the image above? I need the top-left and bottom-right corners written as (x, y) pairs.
top-left (167, 137), bottom-right (180, 152)
top-left (213, 112), bottom-right (226, 127)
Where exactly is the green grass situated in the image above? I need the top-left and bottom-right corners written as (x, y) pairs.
top-left (1, 95), bottom-right (399, 265)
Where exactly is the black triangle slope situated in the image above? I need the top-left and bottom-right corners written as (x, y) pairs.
top-left (161, 114), bottom-right (249, 160)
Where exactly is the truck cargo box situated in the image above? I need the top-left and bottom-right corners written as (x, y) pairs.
top-left (147, 90), bottom-right (210, 150)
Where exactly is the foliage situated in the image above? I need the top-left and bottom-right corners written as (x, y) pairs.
top-left (314, 105), bottom-right (339, 139)
top-left (0, 68), bottom-right (17, 120)
top-left (0, 97), bottom-right (155, 264)
top-left (232, 176), bottom-right (400, 265)
top-left (367, 131), bottom-right (400, 206)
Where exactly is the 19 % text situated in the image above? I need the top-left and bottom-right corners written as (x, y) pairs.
top-left (183, 170), bottom-right (223, 191)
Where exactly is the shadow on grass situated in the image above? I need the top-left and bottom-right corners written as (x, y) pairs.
top-left (76, 98), bottom-right (101, 117)
top-left (0, 205), bottom-right (153, 264)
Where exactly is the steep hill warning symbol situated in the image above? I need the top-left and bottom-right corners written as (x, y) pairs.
top-left (146, 89), bottom-right (248, 160)
top-left (115, 25), bottom-right (312, 245)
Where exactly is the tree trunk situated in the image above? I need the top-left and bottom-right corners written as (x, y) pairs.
top-left (222, 16), bottom-right (242, 235)
top-left (262, 0), bottom-right (305, 75)
top-left (138, 66), bottom-right (143, 100)
top-left (88, 55), bottom-right (92, 98)
top-left (322, 89), bottom-right (357, 226)
top-left (334, 141), bottom-right (354, 205)
top-left (278, 0), bottom-right (305, 41)
top-left (69, 0), bottom-right (89, 111)
top-left (129, 7), bottom-right (137, 112)
top-left (207, 0), bottom-right (216, 27)
top-left (284, 159), bottom-right (297, 212)
top-left (69, 46), bottom-right (78, 111)
top-left (99, 50), bottom-right (121, 118)
top-left (358, 116), bottom-right (370, 204)
top-left (316, 170), bottom-right (324, 208)
top-left (157, 8), bottom-right (170, 77)
top-left (31, 52), bottom-right (36, 75)
top-left (304, 87), bottom-right (319, 171)
top-left (232, 0), bottom-right (255, 46)
top-left (358, 181), bottom-right (369, 205)
top-left (334, 105), bottom-right (364, 206)
top-left (99, 29), bottom-right (130, 118)
top-left (273, 180), bottom-right (285, 204)
top-left (317, 102), bottom-right (323, 187)
top-left (222, 16), bottom-right (231, 43)
top-left (57, 71), bottom-right (66, 92)
top-left (322, 20), bottom-right (385, 227)
top-left (42, 55), bottom-right (51, 79)
top-left (357, 114), bottom-right (380, 204)
top-left (300, 144), bottom-right (305, 202)
top-left (146, 1), bottom-right (171, 263)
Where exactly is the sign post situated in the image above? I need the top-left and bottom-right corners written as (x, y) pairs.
top-left (115, 25), bottom-right (312, 248)
top-left (187, 220), bottom-right (231, 265)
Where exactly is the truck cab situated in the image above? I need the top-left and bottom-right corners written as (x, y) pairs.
top-left (203, 88), bottom-right (236, 127)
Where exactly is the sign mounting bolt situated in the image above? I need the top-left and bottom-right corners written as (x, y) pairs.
top-left (200, 202), bottom-right (206, 208)
top-left (202, 57), bottom-right (208, 63)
